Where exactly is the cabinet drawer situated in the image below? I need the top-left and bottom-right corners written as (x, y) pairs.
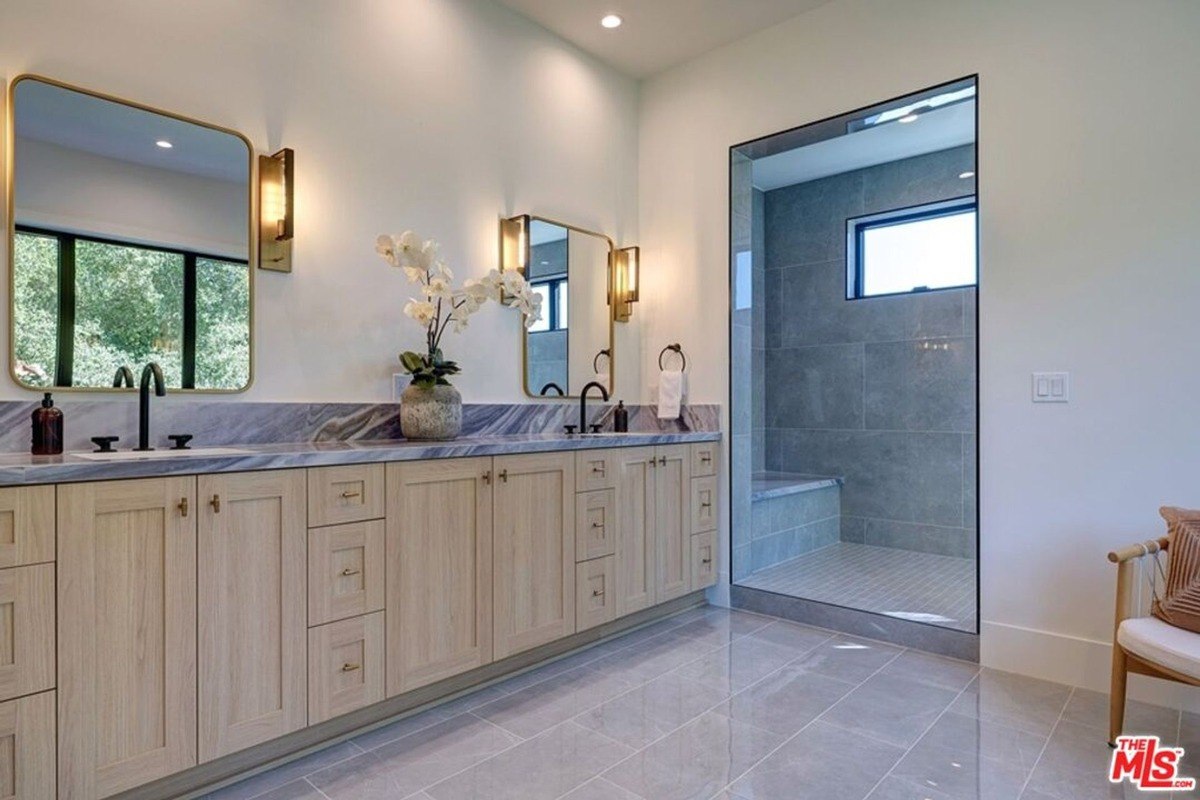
top-left (575, 490), bottom-right (616, 561)
top-left (575, 450), bottom-right (617, 492)
top-left (0, 487), bottom-right (54, 570)
top-left (691, 531), bottom-right (717, 590)
top-left (690, 443), bottom-right (719, 478)
top-left (575, 556), bottom-right (616, 632)
top-left (0, 690), bottom-right (55, 799)
top-left (0, 565), bottom-right (54, 703)
top-left (309, 520), bottom-right (385, 626)
top-left (308, 464), bottom-right (385, 527)
top-left (308, 612), bottom-right (385, 725)
top-left (690, 476), bottom-right (718, 533)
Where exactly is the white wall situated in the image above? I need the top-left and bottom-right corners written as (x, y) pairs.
top-left (15, 138), bottom-right (248, 258)
top-left (639, 0), bottom-right (1200, 700)
top-left (0, 0), bottom-right (641, 402)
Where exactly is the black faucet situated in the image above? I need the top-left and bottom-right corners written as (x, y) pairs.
top-left (135, 362), bottom-right (165, 451)
top-left (578, 381), bottom-right (609, 433)
top-left (112, 365), bottom-right (134, 388)
top-left (540, 382), bottom-right (565, 397)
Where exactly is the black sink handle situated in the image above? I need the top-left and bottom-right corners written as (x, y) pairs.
top-left (91, 436), bottom-right (119, 453)
top-left (167, 434), bottom-right (194, 450)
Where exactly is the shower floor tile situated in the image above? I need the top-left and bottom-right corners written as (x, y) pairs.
top-left (737, 542), bottom-right (976, 632)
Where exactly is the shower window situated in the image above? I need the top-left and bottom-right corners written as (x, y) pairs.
top-left (848, 197), bottom-right (977, 299)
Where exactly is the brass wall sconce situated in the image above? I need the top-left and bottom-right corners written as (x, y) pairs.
top-left (259, 148), bottom-right (294, 272)
top-left (499, 214), bottom-right (529, 276)
top-left (612, 245), bottom-right (639, 322)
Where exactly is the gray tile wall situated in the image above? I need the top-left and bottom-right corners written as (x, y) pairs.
top-left (526, 330), bottom-right (567, 395)
top-left (762, 145), bottom-right (977, 559)
top-left (734, 485), bottom-right (841, 581)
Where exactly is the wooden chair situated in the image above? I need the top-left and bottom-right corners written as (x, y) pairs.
top-left (1108, 536), bottom-right (1200, 745)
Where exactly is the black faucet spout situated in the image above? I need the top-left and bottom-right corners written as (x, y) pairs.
top-left (112, 365), bottom-right (135, 388)
top-left (136, 362), bottom-right (166, 451)
top-left (578, 381), bottom-right (610, 433)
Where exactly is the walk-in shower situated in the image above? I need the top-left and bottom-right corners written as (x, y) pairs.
top-left (729, 78), bottom-right (979, 653)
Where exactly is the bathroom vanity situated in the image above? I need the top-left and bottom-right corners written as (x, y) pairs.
top-left (0, 433), bottom-right (719, 799)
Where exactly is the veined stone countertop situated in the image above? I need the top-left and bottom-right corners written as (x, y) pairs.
top-left (0, 431), bottom-right (722, 487)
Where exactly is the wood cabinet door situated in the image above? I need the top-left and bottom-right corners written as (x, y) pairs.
top-left (386, 458), bottom-right (493, 695)
top-left (0, 691), bottom-right (56, 800)
top-left (58, 477), bottom-right (197, 800)
top-left (654, 445), bottom-right (692, 602)
top-left (198, 470), bottom-right (307, 762)
top-left (492, 452), bottom-right (575, 659)
top-left (614, 448), bottom-right (656, 615)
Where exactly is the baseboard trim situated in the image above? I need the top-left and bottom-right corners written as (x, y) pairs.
top-left (730, 584), bottom-right (979, 661)
top-left (116, 592), bottom-right (707, 800)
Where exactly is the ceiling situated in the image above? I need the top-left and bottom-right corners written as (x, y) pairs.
top-left (752, 101), bottom-right (976, 191)
top-left (14, 78), bottom-right (249, 183)
top-left (498, 0), bottom-right (835, 78)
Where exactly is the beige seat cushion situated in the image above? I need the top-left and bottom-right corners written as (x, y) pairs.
top-left (1153, 507), bottom-right (1200, 633)
top-left (1119, 616), bottom-right (1200, 681)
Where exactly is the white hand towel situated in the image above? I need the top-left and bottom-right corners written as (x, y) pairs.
top-left (657, 370), bottom-right (685, 419)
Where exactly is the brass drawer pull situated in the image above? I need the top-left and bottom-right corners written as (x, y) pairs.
top-left (341, 662), bottom-right (361, 672)
top-left (210, 494), bottom-right (221, 513)
top-left (178, 497), bottom-right (189, 517)
top-left (340, 567), bottom-right (361, 577)
top-left (592, 522), bottom-right (604, 529)
top-left (340, 490), bottom-right (361, 499)
top-left (648, 458), bottom-right (656, 468)
top-left (482, 470), bottom-right (491, 485)
top-left (592, 464), bottom-right (605, 474)
top-left (592, 589), bottom-right (605, 598)
top-left (658, 456), bottom-right (667, 466)
top-left (498, 469), bottom-right (508, 483)
top-left (700, 453), bottom-right (712, 463)
top-left (702, 557), bottom-right (713, 565)
top-left (700, 501), bottom-right (712, 509)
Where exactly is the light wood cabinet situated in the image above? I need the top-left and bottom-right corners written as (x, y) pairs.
top-left (198, 470), bottom-right (307, 762)
top-left (690, 475), bottom-right (718, 534)
top-left (654, 445), bottom-right (692, 602)
top-left (690, 442), bottom-right (719, 478)
top-left (0, 690), bottom-right (55, 799)
top-left (0, 487), bottom-right (54, 570)
top-left (0, 564), bottom-right (54, 703)
top-left (614, 449), bottom-right (656, 615)
top-left (387, 458), bottom-right (493, 694)
top-left (691, 532), bottom-right (717, 590)
top-left (575, 556), bottom-right (616, 631)
top-left (575, 489), bottom-right (616, 561)
top-left (308, 520), bottom-right (385, 626)
top-left (308, 464), bottom-right (385, 528)
top-left (309, 612), bottom-right (385, 724)
top-left (575, 449), bottom-right (617, 492)
top-left (493, 452), bottom-right (575, 659)
top-left (58, 477), bottom-right (197, 799)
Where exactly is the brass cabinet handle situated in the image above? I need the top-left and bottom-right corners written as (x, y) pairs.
top-left (592, 464), bottom-right (605, 474)
top-left (210, 494), bottom-right (221, 513)
top-left (700, 501), bottom-right (712, 509)
top-left (592, 589), bottom-right (605, 597)
top-left (700, 453), bottom-right (713, 463)
top-left (702, 557), bottom-right (713, 565)
top-left (341, 663), bottom-right (361, 672)
top-left (340, 567), bottom-right (361, 577)
top-left (592, 522), bottom-right (604, 529)
top-left (648, 458), bottom-right (656, 468)
top-left (340, 490), bottom-right (361, 499)
top-left (658, 456), bottom-right (667, 466)
top-left (482, 470), bottom-right (491, 485)
top-left (178, 497), bottom-right (189, 517)
top-left (498, 469), bottom-right (508, 483)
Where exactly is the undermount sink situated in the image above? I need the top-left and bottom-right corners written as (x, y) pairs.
top-left (73, 447), bottom-right (252, 461)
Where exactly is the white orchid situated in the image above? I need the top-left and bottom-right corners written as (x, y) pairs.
top-left (380, 229), bottom-right (542, 385)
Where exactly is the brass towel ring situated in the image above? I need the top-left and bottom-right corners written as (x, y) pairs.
top-left (658, 343), bottom-right (687, 372)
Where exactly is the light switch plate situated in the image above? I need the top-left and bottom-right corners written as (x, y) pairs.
top-left (1032, 371), bottom-right (1070, 403)
top-left (392, 373), bottom-right (406, 401)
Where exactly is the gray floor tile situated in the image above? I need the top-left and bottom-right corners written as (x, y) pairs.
top-left (948, 670), bottom-right (1072, 737)
top-left (739, 619), bottom-right (835, 655)
top-left (475, 664), bottom-right (642, 739)
top-left (586, 632), bottom-right (718, 684)
top-left (713, 663), bottom-right (857, 736)
top-left (728, 720), bottom-right (904, 800)
top-left (672, 637), bottom-right (800, 694)
top-left (307, 714), bottom-right (520, 799)
top-left (877, 649), bottom-right (980, 692)
top-left (576, 671), bottom-right (727, 749)
top-left (237, 780), bottom-right (326, 800)
top-left (603, 711), bottom-right (785, 800)
top-left (1024, 720), bottom-right (1148, 799)
top-left (560, 777), bottom-right (647, 799)
top-left (426, 721), bottom-right (633, 800)
top-left (867, 775), bottom-right (958, 799)
top-left (916, 712), bottom-right (1048, 776)
top-left (819, 672), bottom-right (960, 748)
top-left (888, 734), bottom-right (1030, 799)
top-left (351, 707), bottom-right (461, 752)
top-left (789, 634), bottom-right (903, 684)
top-left (1063, 687), bottom-right (1178, 738)
top-left (202, 741), bottom-right (362, 799)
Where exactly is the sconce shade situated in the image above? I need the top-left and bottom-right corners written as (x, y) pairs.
top-left (259, 147), bottom-right (294, 272)
top-left (613, 245), bottom-right (639, 322)
top-left (500, 215), bottom-right (529, 275)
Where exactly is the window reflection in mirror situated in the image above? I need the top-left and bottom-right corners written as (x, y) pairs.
top-left (9, 77), bottom-right (252, 391)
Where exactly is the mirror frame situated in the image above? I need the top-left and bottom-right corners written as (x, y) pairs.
top-left (5, 73), bottom-right (257, 393)
top-left (508, 214), bottom-right (616, 400)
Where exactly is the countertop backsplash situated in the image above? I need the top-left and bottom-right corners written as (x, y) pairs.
top-left (0, 400), bottom-right (720, 454)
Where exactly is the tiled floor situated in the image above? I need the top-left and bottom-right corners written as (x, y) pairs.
top-left (202, 606), bottom-right (1196, 800)
top-left (738, 541), bottom-right (978, 632)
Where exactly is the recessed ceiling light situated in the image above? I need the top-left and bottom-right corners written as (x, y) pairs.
top-left (600, 14), bottom-right (622, 28)
top-left (155, 140), bottom-right (173, 149)
top-left (898, 113), bottom-right (920, 123)
top-left (959, 171), bottom-right (975, 179)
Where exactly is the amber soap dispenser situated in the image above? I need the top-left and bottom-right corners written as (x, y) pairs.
top-left (31, 392), bottom-right (63, 455)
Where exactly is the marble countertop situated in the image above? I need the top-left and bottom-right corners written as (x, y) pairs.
top-left (0, 431), bottom-right (722, 487)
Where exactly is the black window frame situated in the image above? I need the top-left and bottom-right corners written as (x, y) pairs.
top-left (846, 194), bottom-right (978, 300)
top-left (530, 276), bottom-right (568, 332)
top-left (14, 224), bottom-right (248, 389)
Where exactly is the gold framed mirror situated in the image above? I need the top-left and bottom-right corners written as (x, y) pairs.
top-left (503, 215), bottom-right (616, 399)
top-left (6, 75), bottom-right (255, 392)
